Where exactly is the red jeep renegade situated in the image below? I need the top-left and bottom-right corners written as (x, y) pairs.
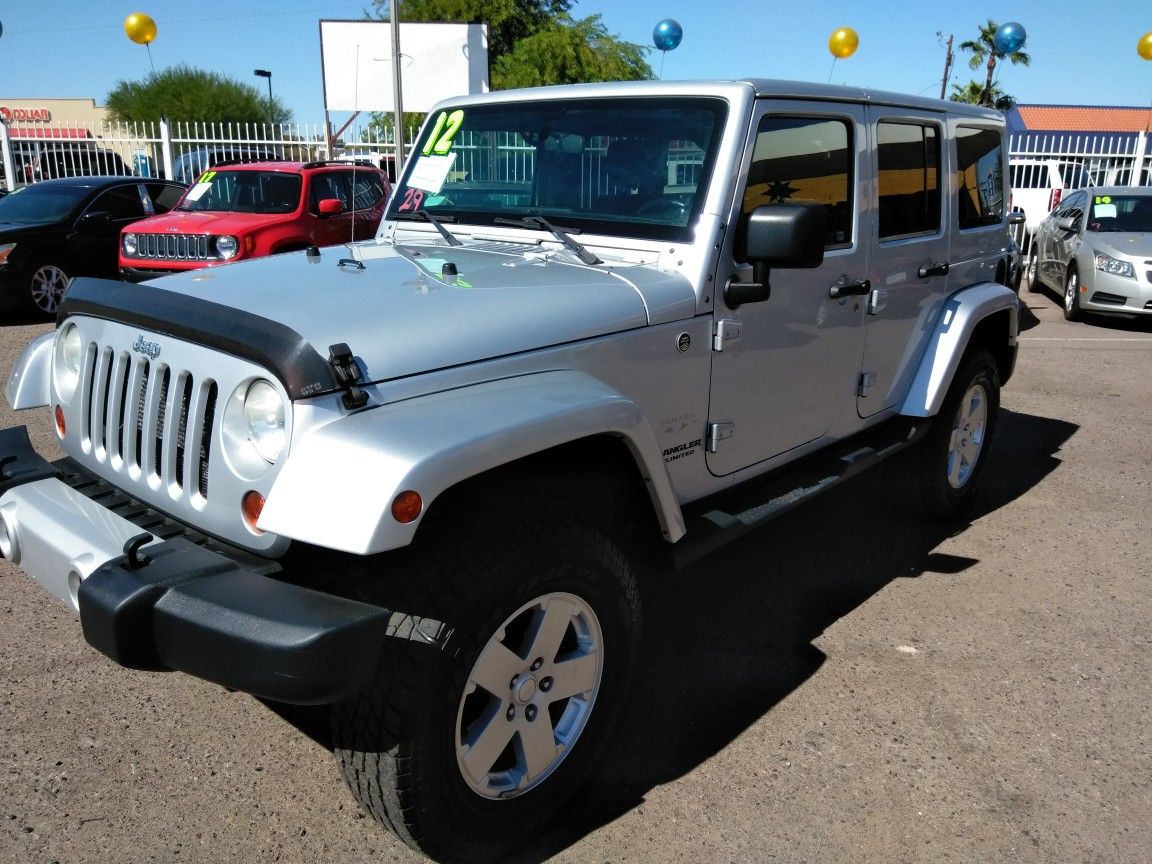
top-left (119, 159), bottom-right (390, 280)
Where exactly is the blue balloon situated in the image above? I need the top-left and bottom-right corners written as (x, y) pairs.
top-left (653, 19), bottom-right (683, 52)
top-left (994, 22), bottom-right (1027, 54)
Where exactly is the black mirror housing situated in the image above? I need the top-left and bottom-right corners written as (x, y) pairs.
top-left (743, 203), bottom-right (827, 269)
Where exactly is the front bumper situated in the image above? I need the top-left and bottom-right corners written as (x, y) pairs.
top-left (1080, 264), bottom-right (1152, 316)
top-left (1, 425), bottom-right (392, 705)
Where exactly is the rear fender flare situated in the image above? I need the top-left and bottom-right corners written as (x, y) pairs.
top-left (900, 282), bottom-right (1018, 418)
top-left (259, 370), bottom-right (685, 554)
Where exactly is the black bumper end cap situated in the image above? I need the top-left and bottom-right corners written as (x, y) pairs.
top-left (0, 426), bottom-right (60, 496)
top-left (79, 538), bottom-right (392, 705)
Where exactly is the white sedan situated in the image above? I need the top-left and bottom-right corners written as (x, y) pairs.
top-left (1025, 186), bottom-right (1152, 321)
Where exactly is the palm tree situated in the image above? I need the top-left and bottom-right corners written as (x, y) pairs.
top-left (959, 19), bottom-right (1030, 108)
top-left (950, 80), bottom-right (1016, 111)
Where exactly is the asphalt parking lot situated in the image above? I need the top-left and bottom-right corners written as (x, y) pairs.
top-left (2, 287), bottom-right (1150, 864)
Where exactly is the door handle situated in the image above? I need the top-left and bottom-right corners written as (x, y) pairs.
top-left (918, 261), bottom-right (950, 279)
top-left (828, 278), bottom-right (871, 299)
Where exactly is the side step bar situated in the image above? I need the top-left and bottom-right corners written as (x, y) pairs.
top-left (671, 417), bottom-right (928, 569)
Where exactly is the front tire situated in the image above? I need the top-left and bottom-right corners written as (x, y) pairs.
top-left (1063, 263), bottom-right (1084, 321)
top-left (1025, 244), bottom-right (1043, 293)
top-left (331, 509), bottom-right (641, 863)
top-left (24, 259), bottom-right (70, 317)
top-left (903, 350), bottom-right (1001, 519)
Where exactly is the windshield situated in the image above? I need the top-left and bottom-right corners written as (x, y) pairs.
top-left (0, 184), bottom-right (88, 224)
top-left (179, 170), bottom-right (302, 214)
top-left (1088, 194), bottom-right (1152, 232)
top-left (387, 96), bottom-right (727, 241)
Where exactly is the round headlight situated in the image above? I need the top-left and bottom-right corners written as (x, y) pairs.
top-left (242, 379), bottom-right (286, 464)
top-left (215, 235), bottom-right (239, 260)
top-left (122, 232), bottom-right (138, 256)
top-left (53, 323), bottom-right (83, 400)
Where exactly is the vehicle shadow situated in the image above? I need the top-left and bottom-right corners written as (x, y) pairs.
top-left (1023, 286), bottom-right (1152, 332)
top-left (266, 407), bottom-right (1077, 863)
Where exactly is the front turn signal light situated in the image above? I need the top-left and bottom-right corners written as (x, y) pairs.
top-left (391, 490), bottom-right (423, 524)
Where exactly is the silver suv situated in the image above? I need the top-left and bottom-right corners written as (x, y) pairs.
top-left (1, 79), bottom-right (1019, 863)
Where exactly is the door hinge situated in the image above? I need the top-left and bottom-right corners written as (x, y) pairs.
top-left (707, 421), bottom-right (735, 453)
top-left (712, 318), bottom-right (743, 352)
top-left (858, 371), bottom-right (878, 398)
top-left (868, 286), bottom-right (888, 315)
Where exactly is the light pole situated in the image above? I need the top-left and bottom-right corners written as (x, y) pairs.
top-left (253, 69), bottom-right (273, 123)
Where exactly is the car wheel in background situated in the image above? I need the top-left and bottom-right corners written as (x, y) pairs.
top-left (1025, 244), bottom-right (1043, 293)
top-left (1063, 264), bottom-right (1084, 322)
top-left (24, 259), bottom-right (71, 318)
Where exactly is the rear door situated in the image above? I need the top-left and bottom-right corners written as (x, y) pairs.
top-left (857, 109), bottom-right (950, 417)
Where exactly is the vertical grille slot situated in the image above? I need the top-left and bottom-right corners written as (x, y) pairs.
top-left (175, 375), bottom-right (193, 490)
top-left (153, 367), bottom-right (171, 480)
top-left (131, 360), bottom-right (151, 471)
top-left (198, 383), bottom-right (218, 499)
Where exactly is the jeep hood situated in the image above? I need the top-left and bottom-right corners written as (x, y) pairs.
top-left (64, 239), bottom-right (696, 393)
top-left (126, 209), bottom-right (295, 235)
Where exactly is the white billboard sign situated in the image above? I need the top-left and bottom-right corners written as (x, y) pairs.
top-left (319, 20), bottom-right (489, 113)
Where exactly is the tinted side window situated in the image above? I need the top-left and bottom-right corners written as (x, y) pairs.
top-left (741, 115), bottom-right (853, 248)
top-left (878, 121), bottom-right (940, 239)
top-left (310, 172), bottom-right (350, 211)
top-left (955, 126), bottom-right (1004, 229)
top-left (90, 185), bottom-right (146, 220)
top-left (145, 182), bottom-right (185, 213)
top-left (346, 171), bottom-right (386, 211)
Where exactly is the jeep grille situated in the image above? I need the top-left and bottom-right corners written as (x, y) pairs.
top-left (132, 233), bottom-right (213, 261)
top-left (80, 341), bottom-right (218, 500)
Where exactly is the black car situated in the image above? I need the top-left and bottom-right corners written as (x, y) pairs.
top-left (0, 176), bottom-right (186, 318)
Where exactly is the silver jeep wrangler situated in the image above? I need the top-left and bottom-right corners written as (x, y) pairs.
top-left (1, 79), bottom-right (1018, 862)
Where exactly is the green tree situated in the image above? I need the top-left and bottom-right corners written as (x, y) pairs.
top-left (959, 19), bottom-right (1030, 108)
top-left (370, 0), bottom-right (652, 88)
top-left (949, 80), bottom-right (1015, 111)
top-left (106, 64), bottom-right (293, 124)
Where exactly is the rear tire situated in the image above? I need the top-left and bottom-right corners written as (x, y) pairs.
top-left (331, 509), bottom-right (641, 863)
top-left (1063, 263), bottom-right (1084, 322)
top-left (902, 350), bottom-right (1000, 519)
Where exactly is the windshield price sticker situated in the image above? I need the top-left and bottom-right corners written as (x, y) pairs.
top-left (1095, 196), bottom-right (1112, 204)
top-left (185, 181), bottom-right (212, 202)
top-left (407, 152), bottom-right (457, 194)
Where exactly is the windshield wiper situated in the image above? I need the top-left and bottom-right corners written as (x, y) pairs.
top-left (494, 215), bottom-right (601, 265)
top-left (393, 209), bottom-right (462, 246)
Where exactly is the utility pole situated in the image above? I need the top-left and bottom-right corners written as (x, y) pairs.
top-left (939, 34), bottom-right (954, 101)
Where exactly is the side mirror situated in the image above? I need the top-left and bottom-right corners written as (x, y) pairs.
top-left (318, 198), bottom-right (344, 216)
top-left (1056, 216), bottom-right (1078, 233)
top-left (726, 203), bottom-right (827, 307)
top-left (1008, 210), bottom-right (1026, 225)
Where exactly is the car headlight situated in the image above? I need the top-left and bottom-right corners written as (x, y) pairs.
top-left (1094, 251), bottom-right (1135, 279)
top-left (122, 233), bottom-right (138, 256)
top-left (215, 235), bottom-right (239, 260)
top-left (53, 322), bottom-right (84, 400)
top-left (242, 379), bottom-right (286, 464)
top-left (0, 242), bottom-right (16, 268)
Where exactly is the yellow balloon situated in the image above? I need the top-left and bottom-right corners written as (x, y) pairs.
top-left (124, 12), bottom-right (157, 46)
top-left (828, 27), bottom-right (859, 60)
top-left (1138, 31), bottom-right (1152, 61)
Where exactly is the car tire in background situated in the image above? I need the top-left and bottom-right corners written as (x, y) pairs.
top-left (1025, 244), bottom-right (1044, 294)
top-left (1063, 264), bottom-right (1085, 322)
top-left (24, 258), bottom-right (71, 318)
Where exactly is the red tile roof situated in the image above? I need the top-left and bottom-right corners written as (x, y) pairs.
top-left (1017, 105), bottom-right (1152, 132)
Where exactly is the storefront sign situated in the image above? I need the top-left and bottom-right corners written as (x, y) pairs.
top-left (0, 106), bottom-right (54, 123)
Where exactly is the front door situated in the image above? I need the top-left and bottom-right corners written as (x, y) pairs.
top-left (707, 103), bottom-right (868, 477)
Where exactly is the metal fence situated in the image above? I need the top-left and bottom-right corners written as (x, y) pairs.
top-left (0, 119), bottom-right (412, 190)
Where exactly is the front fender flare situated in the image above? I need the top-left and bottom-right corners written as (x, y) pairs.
top-left (900, 282), bottom-right (1018, 418)
top-left (5, 330), bottom-right (54, 410)
top-left (259, 370), bottom-right (685, 554)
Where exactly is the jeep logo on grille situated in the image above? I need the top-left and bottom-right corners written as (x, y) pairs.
top-left (132, 335), bottom-right (161, 360)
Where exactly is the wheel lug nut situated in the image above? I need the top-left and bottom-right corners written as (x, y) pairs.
top-left (540, 677), bottom-right (553, 692)
top-left (530, 657), bottom-right (543, 671)
top-left (525, 705), bottom-right (538, 721)
top-left (506, 705), bottom-right (516, 721)
top-left (510, 674), bottom-right (520, 689)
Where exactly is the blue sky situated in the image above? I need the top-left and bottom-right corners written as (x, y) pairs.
top-left (2, 1), bottom-right (1151, 125)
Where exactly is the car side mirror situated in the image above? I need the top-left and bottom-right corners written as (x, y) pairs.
top-left (1056, 216), bottom-right (1078, 233)
top-left (726, 203), bottom-right (827, 307)
top-left (318, 198), bottom-right (344, 216)
top-left (1008, 210), bottom-right (1026, 225)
